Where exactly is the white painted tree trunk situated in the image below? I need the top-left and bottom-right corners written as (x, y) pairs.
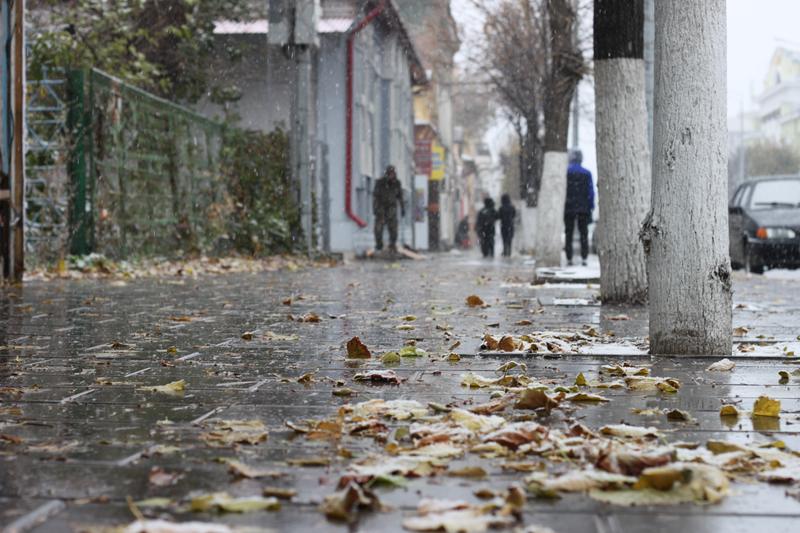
top-left (643, 0), bottom-right (731, 355)
top-left (518, 204), bottom-right (537, 253)
top-left (594, 58), bottom-right (650, 303)
top-left (534, 151), bottom-right (568, 267)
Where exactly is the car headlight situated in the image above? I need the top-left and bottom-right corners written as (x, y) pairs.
top-left (756, 227), bottom-right (797, 239)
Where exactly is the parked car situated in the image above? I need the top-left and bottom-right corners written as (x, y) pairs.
top-left (729, 176), bottom-right (800, 274)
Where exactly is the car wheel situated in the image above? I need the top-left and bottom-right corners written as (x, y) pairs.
top-left (745, 244), bottom-right (764, 275)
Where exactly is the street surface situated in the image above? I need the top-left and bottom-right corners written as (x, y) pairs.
top-left (1, 252), bottom-right (799, 532)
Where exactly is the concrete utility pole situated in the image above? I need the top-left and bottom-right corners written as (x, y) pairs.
top-left (643, 0), bottom-right (731, 355)
top-left (269, 0), bottom-right (318, 253)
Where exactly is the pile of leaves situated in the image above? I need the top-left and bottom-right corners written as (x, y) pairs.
top-left (24, 253), bottom-right (336, 281)
top-left (278, 356), bottom-right (800, 529)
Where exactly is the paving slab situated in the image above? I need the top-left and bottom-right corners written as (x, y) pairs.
top-left (2, 253), bottom-right (800, 532)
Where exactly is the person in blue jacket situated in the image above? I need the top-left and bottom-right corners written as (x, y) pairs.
top-left (564, 149), bottom-right (594, 266)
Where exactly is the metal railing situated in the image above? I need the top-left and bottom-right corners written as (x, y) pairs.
top-left (69, 68), bottom-right (228, 259)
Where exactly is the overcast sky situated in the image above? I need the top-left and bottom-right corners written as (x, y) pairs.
top-left (450, 0), bottom-right (800, 175)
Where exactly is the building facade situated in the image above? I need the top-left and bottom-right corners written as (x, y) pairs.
top-left (396, 0), bottom-right (463, 250)
top-left (201, 0), bottom-right (425, 253)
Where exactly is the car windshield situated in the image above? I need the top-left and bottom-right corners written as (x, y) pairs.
top-left (749, 179), bottom-right (800, 209)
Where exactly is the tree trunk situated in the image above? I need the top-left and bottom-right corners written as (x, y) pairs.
top-left (535, 151), bottom-right (568, 265)
top-left (643, 0), bottom-right (731, 355)
top-left (535, 0), bottom-right (582, 267)
top-left (594, 0), bottom-right (650, 303)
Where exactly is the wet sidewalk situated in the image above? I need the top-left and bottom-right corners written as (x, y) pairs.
top-left (1, 252), bottom-right (799, 532)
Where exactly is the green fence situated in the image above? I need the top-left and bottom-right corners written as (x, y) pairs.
top-left (68, 68), bottom-right (229, 259)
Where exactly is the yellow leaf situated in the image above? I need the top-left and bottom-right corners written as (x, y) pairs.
top-left (138, 380), bottom-right (185, 395)
top-left (575, 372), bottom-right (587, 386)
top-left (381, 351), bottom-right (401, 364)
top-left (719, 405), bottom-right (739, 417)
top-left (752, 395), bottom-right (781, 418)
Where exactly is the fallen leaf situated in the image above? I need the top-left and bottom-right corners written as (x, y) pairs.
top-left (402, 499), bottom-right (516, 532)
top-left (287, 456), bottom-right (331, 467)
top-left (733, 326), bottom-right (749, 337)
top-left (137, 380), bottom-right (186, 396)
top-left (484, 422), bottom-right (546, 450)
top-left (497, 336), bottom-right (519, 352)
top-left (752, 395), bottom-right (781, 418)
top-left (333, 387), bottom-right (356, 397)
top-left (706, 358), bottom-right (735, 372)
top-left (225, 459), bottom-right (284, 479)
top-left (241, 331), bottom-right (255, 340)
top-left (189, 492), bottom-right (280, 513)
top-left (575, 372), bottom-right (587, 386)
top-left (664, 409), bottom-right (693, 422)
top-left (531, 469), bottom-right (636, 493)
top-left (381, 351), bottom-right (401, 364)
top-left (399, 346), bottom-right (427, 357)
top-left (447, 466), bottom-right (487, 478)
top-left (719, 405), bottom-right (739, 417)
top-left (515, 389), bottom-right (561, 411)
top-left (299, 312), bottom-right (322, 323)
top-left (122, 519), bottom-right (233, 532)
top-left (600, 424), bottom-right (660, 439)
top-left (262, 487), bottom-right (296, 499)
top-left (321, 482), bottom-right (381, 522)
top-left (346, 336), bottom-right (371, 359)
top-left (466, 295), bottom-right (486, 307)
top-left (264, 331), bottom-right (299, 341)
top-left (296, 372), bottom-right (315, 384)
top-left (353, 370), bottom-right (405, 385)
top-left (148, 467), bottom-right (181, 487)
top-left (201, 420), bottom-right (268, 447)
top-left (565, 392), bottom-right (610, 403)
top-left (0, 434), bottom-right (23, 444)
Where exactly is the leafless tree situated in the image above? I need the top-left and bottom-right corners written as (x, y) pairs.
top-left (469, 0), bottom-right (586, 265)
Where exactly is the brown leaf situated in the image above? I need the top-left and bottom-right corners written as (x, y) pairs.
top-left (482, 334), bottom-right (499, 350)
top-left (484, 422), bottom-right (547, 450)
top-left (346, 336), bottom-right (371, 359)
top-left (448, 466), bottom-right (487, 478)
top-left (0, 434), bottom-right (23, 444)
top-left (263, 487), bottom-right (296, 499)
top-left (321, 481), bottom-right (381, 522)
top-left (498, 336), bottom-right (519, 352)
top-left (300, 312), bottom-right (322, 323)
top-left (148, 467), bottom-right (181, 487)
top-left (287, 456), bottom-right (331, 467)
top-left (514, 389), bottom-right (561, 412)
top-left (466, 295), bottom-right (486, 307)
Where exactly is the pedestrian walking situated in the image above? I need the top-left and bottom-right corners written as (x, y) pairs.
top-left (498, 193), bottom-right (516, 257)
top-left (564, 149), bottom-right (594, 266)
top-left (373, 165), bottom-right (405, 252)
top-left (476, 197), bottom-right (498, 258)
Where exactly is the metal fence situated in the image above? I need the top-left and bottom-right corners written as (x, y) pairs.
top-left (25, 66), bottom-right (232, 263)
top-left (70, 68), bottom-right (228, 259)
top-left (25, 64), bottom-right (69, 265)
